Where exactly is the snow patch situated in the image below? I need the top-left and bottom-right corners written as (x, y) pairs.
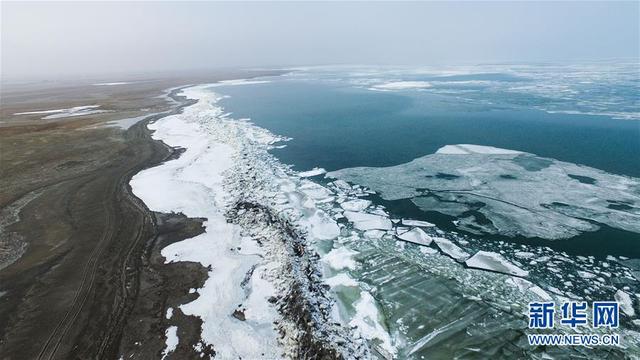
top-left (14, 105), bottom-right (108, 119)
top-left (162, 326), bottom-right (178, 359)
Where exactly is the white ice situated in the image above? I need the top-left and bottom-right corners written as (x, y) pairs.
top-left (328, 144), bottom-right (640, 239)
top-left (433, 237), bottom-right (469, 262)
top-left (298, 167), bottom-right (327, 177)
top-left (130, 85), bottom-right (281, 358)
top-left (397, 228), bottom-right (433, 246)
top-left (349, 291), bottom-right (396, 356)
top-left (435, 144), bottom-right (523, 155)
top-left (466, 251), bottom-right (529, 277)
top-left (340, 199), bottom-right (372, 212)
top-left (323, 247), bottom-right (358, 270)
top-left (343, 211), bottom-right (392, 231)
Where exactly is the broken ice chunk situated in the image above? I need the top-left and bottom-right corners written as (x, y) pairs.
top-left (323, 247), bottom-right (358, 270)
top-left (303, 210), bottom-right (340, 240)
top-left (397, 228), bottom-right (433, 246)
top-left (340, 199), bottom-right (372, 212)
top-left (299, 181), bottom-right (333, 200)
top-left (343, 211), bottom-right (392, 231)
top-left (466, 251), bottom-right (529, 277)
top-left (577, 270), bottom-right (596, 279)
top-left (433, 237), bottom-right (470, 262)
top-left (298, 167), bottom-right (327, 177)
top-left (514, 251), bottom-right (536, 259)
top-left (615, 289), bottom-right (636, 317)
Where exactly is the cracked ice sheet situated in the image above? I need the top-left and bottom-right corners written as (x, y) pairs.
top-left (130, 85), bottom-right (280, 358)
top-left (328, 144), bottom-right (640, 240)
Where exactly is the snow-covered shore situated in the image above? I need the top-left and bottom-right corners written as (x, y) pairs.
top-left (130, 84), bottom-right (374, 358)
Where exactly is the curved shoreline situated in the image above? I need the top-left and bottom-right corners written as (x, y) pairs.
top-left (127, 84), bottom-right (371, 359)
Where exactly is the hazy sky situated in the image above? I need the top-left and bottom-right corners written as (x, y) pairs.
top-left (2, 1), bottom-right (639, 79)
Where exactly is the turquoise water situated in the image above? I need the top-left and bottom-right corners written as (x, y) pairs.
top-left (219, 79), bottom-right (639, 177)
top-left (218, 69), bottom-right (640, 258)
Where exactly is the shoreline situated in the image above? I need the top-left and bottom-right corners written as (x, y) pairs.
top-left (128, 83), bottom-right (372, 358)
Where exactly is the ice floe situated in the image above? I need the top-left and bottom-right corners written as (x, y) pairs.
top-left (328, 144), bottom-right (640, 239)
top-left (298, 167), bottom-right (327, 177)
top-left (432, 237), bottom-right (469, 262)
top-left (466, 251), bottom-right (529, 277)
top-left (397, 228), bottom-right (433, 246)
top-left (343, 211), bottom-right (393, 231)
top-left (323, 247), bottom-right (358, 270)
top-left (340, 199), bottom-right (372, 212)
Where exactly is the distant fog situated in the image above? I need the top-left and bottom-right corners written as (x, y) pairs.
top-left (2, 1), bottom-right (639, 80)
